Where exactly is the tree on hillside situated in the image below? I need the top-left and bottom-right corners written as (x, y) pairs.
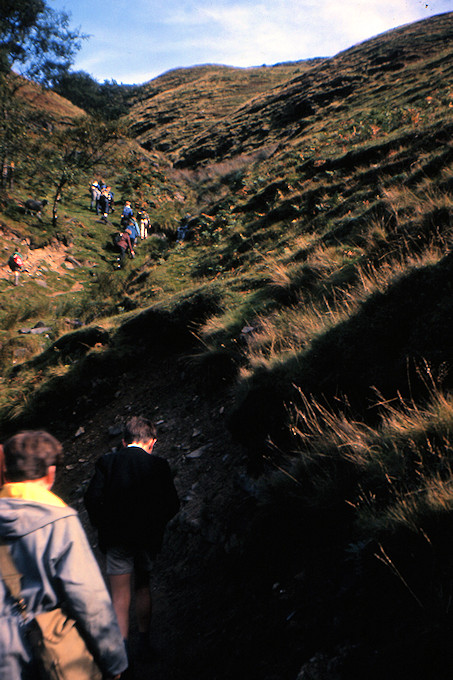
top-left (37, 118), bottom-right (125, 227)
top-left (53, 71), bottom-right (139, 121)
top-left (0, 0), bottom-right (84, 85)
top-left (0, 0), bottom-right (84, 192)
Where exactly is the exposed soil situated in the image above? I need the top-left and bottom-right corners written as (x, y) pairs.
top-left (0, 238), bottom-right (81, 284)
top-left (52, 350), bottom-right (260, 680)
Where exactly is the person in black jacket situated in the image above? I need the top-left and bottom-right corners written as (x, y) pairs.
top-left (84, 416), bottom-right (179, 651)
top-left (98, 189), bottom-right (110, 223)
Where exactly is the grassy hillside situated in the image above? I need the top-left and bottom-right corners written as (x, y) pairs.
top-left (15, 77), bottom-right (87, 121)
top-left (1, 11), bottom-right (453, 679)
top-left (127, 61), bottom-right (321, 159)
top-left (175, 12), bottom-right (453, 166)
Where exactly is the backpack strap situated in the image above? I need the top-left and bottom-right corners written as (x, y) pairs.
top-left (0, 538), bottom-right (27, 617)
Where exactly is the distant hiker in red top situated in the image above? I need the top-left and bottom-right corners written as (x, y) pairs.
top-left (8, 251), bottom-right (23, 286)
top-left (114, 228), bottom-right (135, 268)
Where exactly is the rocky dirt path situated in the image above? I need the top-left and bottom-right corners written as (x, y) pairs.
top-left (55, 352), bottom-right (247, 680)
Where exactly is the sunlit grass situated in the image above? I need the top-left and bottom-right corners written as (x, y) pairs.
top-left (272, 379), bottom-right (453, 541)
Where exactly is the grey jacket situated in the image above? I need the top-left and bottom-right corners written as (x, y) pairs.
top-left (0, 495), bottom-right (128, 679)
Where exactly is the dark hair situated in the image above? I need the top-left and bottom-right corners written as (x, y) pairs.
top-left (3, 431), bottom-right (63, 482)
top-left (123, 416), bottom-right (157, 445)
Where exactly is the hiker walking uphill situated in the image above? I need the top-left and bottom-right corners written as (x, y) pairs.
top-left (126, 217), bottom-right (140, 246)
top-left (84, 416), bottom-right (180, 660)
top-left (121, 201), bottom-right (134, 227)
top-left (106, 186), bottom-right (115, 213)
top-left (0, 430), bottom-right (128, 680)
top-left (90, 179), bottom-right (101, 211)
top-left (114, 227), bottom-right (135, 269)
top-left (137, 207), bottom-right (150, 239)
top-left (8, 251), bottom-right (23, 285)
top-left (98, 189), bottom-right (110, 223)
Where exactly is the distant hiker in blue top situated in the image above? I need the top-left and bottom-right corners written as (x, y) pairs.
top-left (177, 213), bottom-right (191, 242)
top-left (121, 201), bottom-right (134, 227)
top-left (126, 217), bottom-right (140, 245)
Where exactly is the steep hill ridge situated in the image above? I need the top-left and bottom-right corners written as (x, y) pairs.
top-left (162, 12), bottom-right (453, 166)
top-left (127, 61), bottom-right (321, 159)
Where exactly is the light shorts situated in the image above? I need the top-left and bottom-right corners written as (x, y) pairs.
top-left (105, 545), bottom-right (154, 575)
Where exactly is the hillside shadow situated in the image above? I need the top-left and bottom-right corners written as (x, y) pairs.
top-left (228, 250), bottom-right (453, 453)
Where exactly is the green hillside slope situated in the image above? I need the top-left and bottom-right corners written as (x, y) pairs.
top-left (174, 12), bottom-right (453, 166)
top-left (127, 61), bottom-right (321, 159)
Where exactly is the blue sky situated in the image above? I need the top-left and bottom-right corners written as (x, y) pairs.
top-left (51, 0), bottom-right (453, 85)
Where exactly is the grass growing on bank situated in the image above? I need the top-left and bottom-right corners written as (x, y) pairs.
top-left (278, 379), bottom-right (453, 537)
top-left (238, 377), bottom-right (453, 675)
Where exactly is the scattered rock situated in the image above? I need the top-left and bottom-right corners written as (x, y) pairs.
top-left (30, 326), bottom-right (52, 334)
top-left (64, 319), bottom-right (83, 328)
top-left (186, 445), bottom-right (209, 459)
top-left (75, 426), bottom-right (85, 437)
top-left (65, 255), bottom-right (82, 267)
top-left (108, 424), bottom-right (123, 437)
top-left (19, 323), bottom-right (52, 335)
top-left (52, 326), bottom-right (110, 356)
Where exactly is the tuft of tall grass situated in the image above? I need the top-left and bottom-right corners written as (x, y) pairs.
top-left (0, 334), bottom-right (44, 373)
top-left (269, 379), bottom-right (453, 540)
top-left (0, 296), bottom-right (52, 330)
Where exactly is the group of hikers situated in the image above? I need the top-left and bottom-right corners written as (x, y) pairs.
top-left (5, 180), bottom-right (197, 283)
top-left (90, 179), bottom-right (115, 221)
top-left (114, 200), bottom-right (152, 269)
top-left (0, 417), bottom-right (180, 679)
top-left (90, 180), bottom-right (152, 269)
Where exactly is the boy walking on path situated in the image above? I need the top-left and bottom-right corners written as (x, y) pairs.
top-left (0, 430), bottom-right (127, 679)
top-left (84, 416), bottom-right (180, 654)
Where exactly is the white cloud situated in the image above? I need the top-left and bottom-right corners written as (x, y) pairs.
top-left (318, 0), bottom-right (424, 47)
top-left (156, 0), bottom-right (440, 68)
top-left (160, 2), bottom-right (327, 65)
top-left (52, 0), bottom-right (451, 83)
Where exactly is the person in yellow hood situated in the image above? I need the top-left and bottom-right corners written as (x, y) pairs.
top-left (0, 430), bottom-right (128, 680)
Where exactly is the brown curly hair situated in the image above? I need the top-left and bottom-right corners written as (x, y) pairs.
top-left (3, 431), bottom-right (63, 482)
